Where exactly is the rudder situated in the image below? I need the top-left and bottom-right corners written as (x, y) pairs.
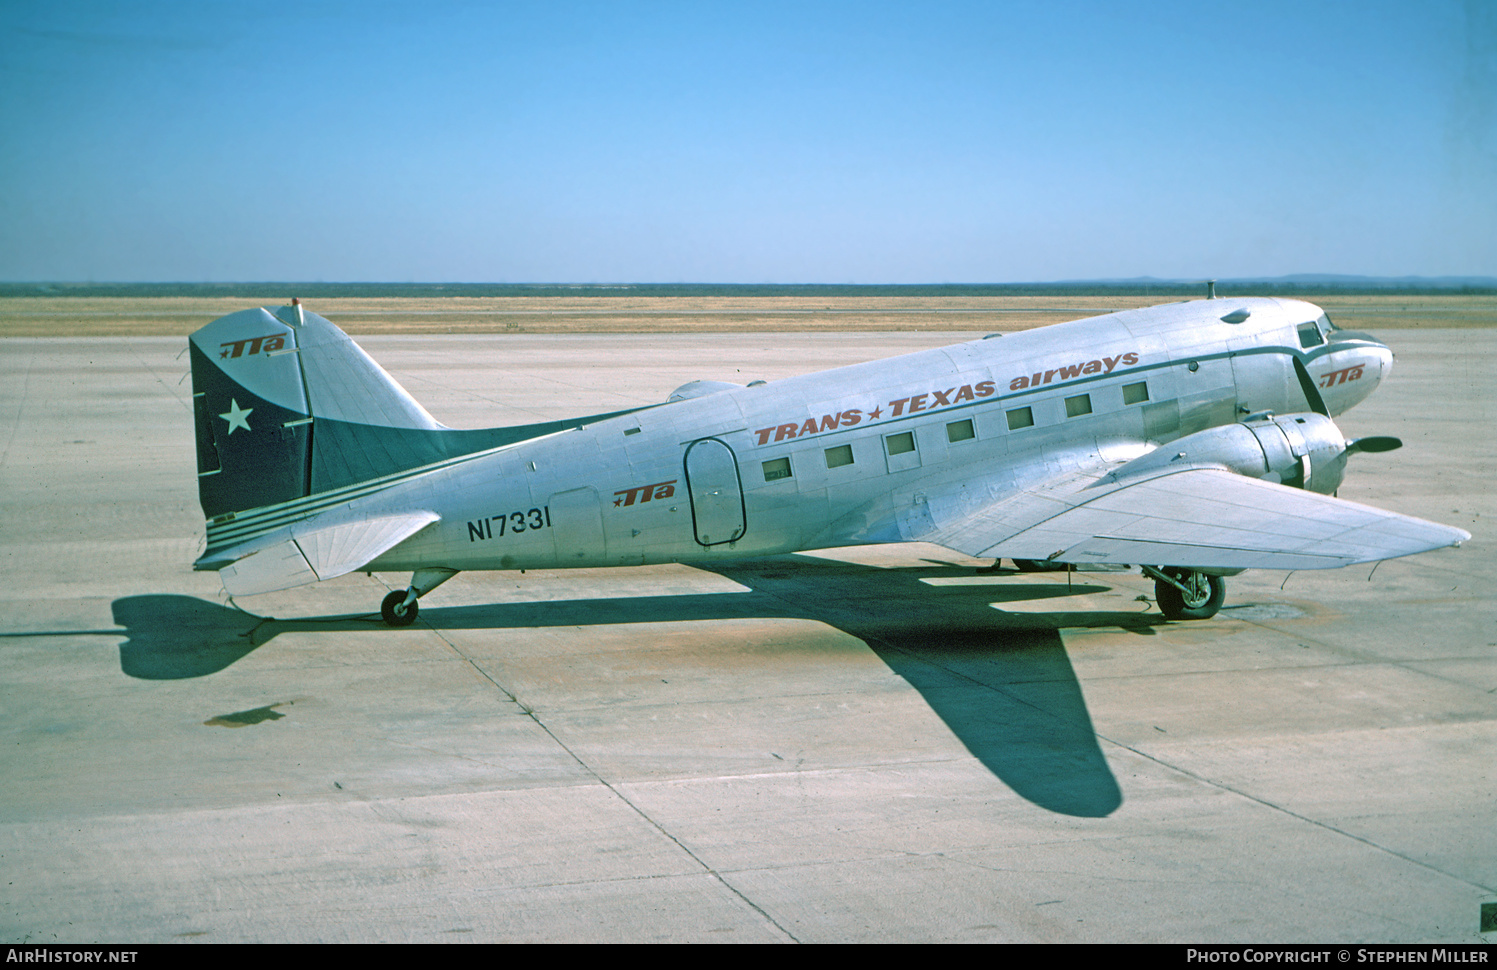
top-left (191, 306), bottom-right (312, 519)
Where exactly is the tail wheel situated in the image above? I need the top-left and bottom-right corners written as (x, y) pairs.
top-left (1154, 570), bottom-right (1225, 620)
top-left (381, 590), bottom-right (418, 627)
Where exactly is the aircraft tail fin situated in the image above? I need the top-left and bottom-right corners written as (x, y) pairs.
top-left (189, 302), bottom-right (452, 521)
top-left (190, 302), bottom-right (656, 581)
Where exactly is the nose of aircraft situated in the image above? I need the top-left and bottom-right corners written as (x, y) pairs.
top-left (1314, 330), bottom-right (1393, 415)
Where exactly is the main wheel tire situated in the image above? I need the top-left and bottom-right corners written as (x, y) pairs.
top-left (1154, 570), bottom-right (1225, 620)
top-left (381, 590), bottom-right (418, 627)
top-left (1013, 558), bottom-right (1067, 572)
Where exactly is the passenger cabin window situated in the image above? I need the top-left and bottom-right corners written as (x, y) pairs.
top-left (762, 457), bottom-right (792, 481)
top-left (885, 431), bottom-right (916, 456)
top-left (946, 419), bottom-right (975, 442)
top-left (1007, 407), bottom-right (1034, 430)
top-left (1298, 322), bottom-right (1325, 348)
top-left (1122, 381), bottom-right (1149, 405)
top-left (824, 444), bottom-right (854, 468)
top-left (1065, 394), bottom-right (1092, 418)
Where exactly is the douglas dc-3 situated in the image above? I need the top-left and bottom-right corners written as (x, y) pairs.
top-left (189, 297), bottom-right (1468, 626)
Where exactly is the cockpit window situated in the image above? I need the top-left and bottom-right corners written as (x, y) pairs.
top-left (1318, 313), bottom-right (1339, 332)
top-left (1297, 322), bottom-right (1324, 348)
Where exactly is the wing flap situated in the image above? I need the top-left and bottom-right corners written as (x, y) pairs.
top-left (217, 511), bottom-right (439, 596)
top-left (927, 466), bottom-right (1468, 570)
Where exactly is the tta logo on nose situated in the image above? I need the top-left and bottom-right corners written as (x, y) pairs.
top-left (1318, 364), bottom-right (1365, 388)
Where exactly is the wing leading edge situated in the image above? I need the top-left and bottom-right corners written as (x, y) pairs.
top-left (923, 466), bottom-right (1469, 571)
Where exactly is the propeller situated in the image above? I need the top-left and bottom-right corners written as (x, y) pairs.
top-left (1346, 435), bottom-right (1402, 455)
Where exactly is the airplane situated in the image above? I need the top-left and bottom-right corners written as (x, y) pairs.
top-left (187, 295), bottom-right (1469, 626)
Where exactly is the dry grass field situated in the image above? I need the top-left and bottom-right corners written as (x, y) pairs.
top-left (0, 292), bottom-right (1492, 338)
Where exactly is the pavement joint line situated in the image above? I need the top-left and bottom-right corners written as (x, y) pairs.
top-left (1206, 609), bottom-right (1497, 696)
top-left (1096, 737), bottom-right (1497, 896)
top-left (128, 341), bottom-right (193, 414)
top-left (0, 343), bottom-right (36, 470)
top-left (389, 580), bottom-right (802, 943)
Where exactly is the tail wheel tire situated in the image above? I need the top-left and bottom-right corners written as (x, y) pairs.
top-left (1154, 570), bottom-right (1225, 620)
top-left (382, 590), bottom-right (418, 627)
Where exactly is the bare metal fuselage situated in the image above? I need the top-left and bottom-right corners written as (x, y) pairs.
top-left (356, 298), bottom-right (1388, 574)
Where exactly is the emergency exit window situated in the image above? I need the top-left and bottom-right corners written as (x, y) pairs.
top-left (825, 444), bottom-right (854, 468)
top-left (1122, 381), bottom-right (1149, 405)
top-left (1065, 394), bottom-right (1092, 418)
top-left (885, 431), bottom-right (916, 456)
top-left (946, 419), bottom-right (975, 442)
top-left (1007, 407), bottom-right (1034, 430)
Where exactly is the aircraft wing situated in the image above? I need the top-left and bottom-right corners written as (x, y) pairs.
top-left (217, 511), bottom-right (440, 596)
top-left (922, 466), bottom-right (1469, 571)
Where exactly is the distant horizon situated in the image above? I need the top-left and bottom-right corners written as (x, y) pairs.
top-left (6, 275), bottom-right (1497, 300)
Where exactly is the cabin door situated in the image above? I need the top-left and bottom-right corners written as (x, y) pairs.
top-left (683, 438), bottom-right (746, 547)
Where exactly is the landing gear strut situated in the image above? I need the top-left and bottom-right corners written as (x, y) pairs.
top-left (380, 567), bottom-right (458, 627)
top-left (1144, 566), bottom-right (1226, 620)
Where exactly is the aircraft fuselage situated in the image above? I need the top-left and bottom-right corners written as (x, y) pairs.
top-left (355, 297), bottom-right (1391, 573)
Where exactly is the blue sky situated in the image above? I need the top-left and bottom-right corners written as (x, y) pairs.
top-left (1, 1), bottom-right (1492, 282)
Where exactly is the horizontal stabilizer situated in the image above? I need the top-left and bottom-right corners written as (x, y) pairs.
top-left (218, 511), bottom-right (439, 596)
top-left (927, 466), bottom-right (1469, 571)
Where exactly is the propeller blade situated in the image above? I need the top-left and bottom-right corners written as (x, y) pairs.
top-left (1293, 356), bottom-right (1330, 416)
top-left (1347, 435), bottom-right (1403, 455)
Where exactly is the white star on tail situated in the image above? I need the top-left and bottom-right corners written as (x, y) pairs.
top-left (219, 399), bottom-right (253, 435)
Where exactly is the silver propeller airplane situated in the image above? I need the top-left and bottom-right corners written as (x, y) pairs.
top-left (189, 297), bottom-right (1467, 626)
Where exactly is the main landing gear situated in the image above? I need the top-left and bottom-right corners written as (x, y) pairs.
top-left (380, 567), bottom-right (458, 627)
top-left (1142, 566), bottom-right (1226, 621)
top-left (985, 560), bottom-right (1226, 620)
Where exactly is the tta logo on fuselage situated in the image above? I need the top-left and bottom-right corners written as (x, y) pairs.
top-left (615, 479), bottom-right (676, 507)
top-left (219, 334), bottom-right (287, 359)
top-left (1318, 364), bottom-right (1365, 388)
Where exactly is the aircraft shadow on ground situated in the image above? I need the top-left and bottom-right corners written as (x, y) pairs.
top-left (113, 557), bottom-right (1167, 816)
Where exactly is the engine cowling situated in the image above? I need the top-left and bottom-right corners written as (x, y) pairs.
top-left (1106, 413), bottom-right (1351, 495)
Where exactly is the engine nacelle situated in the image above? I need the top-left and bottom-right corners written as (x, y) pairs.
top-left (1107, 412), bottom-right (1350, 495)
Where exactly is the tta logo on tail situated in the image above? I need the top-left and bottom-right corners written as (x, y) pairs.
top-left (219, 334), bottom-right (287, 359)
